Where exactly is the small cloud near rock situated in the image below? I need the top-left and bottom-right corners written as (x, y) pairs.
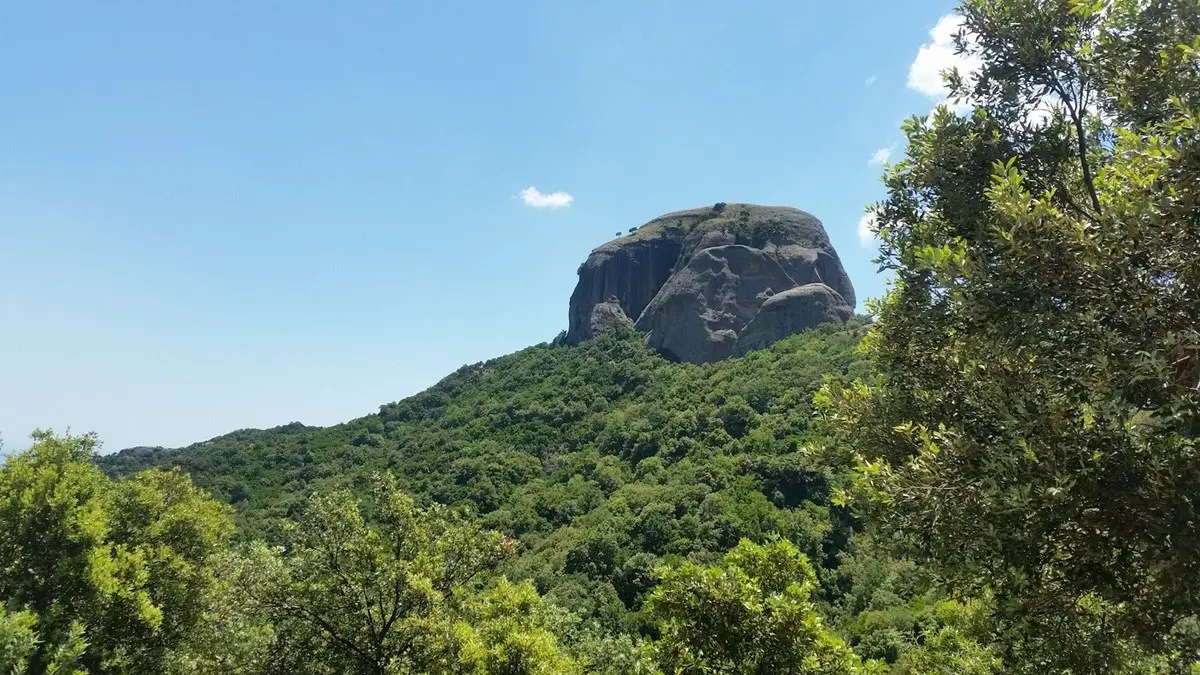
top-left (519, 186), bottom-right (574, 210)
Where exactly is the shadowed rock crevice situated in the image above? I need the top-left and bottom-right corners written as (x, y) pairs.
top-left (565, 203), bottom-right (855, 362)
top-left (733, 284), bottom-right (854, 357)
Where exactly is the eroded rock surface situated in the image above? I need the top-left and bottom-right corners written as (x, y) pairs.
top-left (634, 245), bottom-right (797, 363)
top-left (733, 283), bottom-right (854, 357)
top-left (584, 297), bottom-right (634, 340)
top-left (564, 204), bottom-right (856, 362)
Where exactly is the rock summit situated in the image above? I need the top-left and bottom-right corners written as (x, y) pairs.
top-left (565, 203), bottom-right (855, 363)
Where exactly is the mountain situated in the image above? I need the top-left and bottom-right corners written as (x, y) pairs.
top-left (95, 202), bottom-right (873, 635)
top-left (565, 203), bottom-right (855, 363)
top-left (97, 320), bottom-right (874, 629)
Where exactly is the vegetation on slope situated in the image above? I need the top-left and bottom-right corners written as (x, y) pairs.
top-left (99, 322), bottom-right (884, 634)
top-left (9, 428), bottom-right (925, 674)
top-left (9, 320), bottom-right (998, 673)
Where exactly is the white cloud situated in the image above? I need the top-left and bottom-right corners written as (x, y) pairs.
top-left (868, 146), bottom-right (892, 166)
top-left (857, 212), bottom-right (879, 246)
top-left (908, 14), bottom-right (981, 112)
top-left (519, 186), bottom-right (574, 210)
top-left (865, 74), bottom-right (878, 86)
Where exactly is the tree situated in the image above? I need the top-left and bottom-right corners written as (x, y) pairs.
top-left (818, 0), bottom-right (1200, 668)
top-left (646, 538), bottom-right (870, 674)
top-left (0, 606), bottom-right (86, 675)
top-left (453, 578), bottom-right (582, 675)
top-left (160, 550), bottom-right (277, 675)
top-left (239, 474), bottom-right (577, 674)
top-left (0, 430), bottom-right (234, 673)
top-left (888, 599), bottom-right (1000, 675)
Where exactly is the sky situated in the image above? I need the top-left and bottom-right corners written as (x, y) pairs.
top-left (1, 0), bottom-right (970, 453)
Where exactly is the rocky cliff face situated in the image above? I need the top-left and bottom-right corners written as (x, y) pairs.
top-left (565, 204), bottom-right (855, 363)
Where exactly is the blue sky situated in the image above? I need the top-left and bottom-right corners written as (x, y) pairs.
top-left (1, 0), bottom-right (964, 452)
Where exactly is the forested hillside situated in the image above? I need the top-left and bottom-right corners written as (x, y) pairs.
top-left (11, 324), bottom-right (982, 674)
top-left (98, 323), bottom-right (879, 630)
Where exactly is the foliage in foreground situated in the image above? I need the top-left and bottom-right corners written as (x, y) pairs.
top-left (0, 435), bottom-right (584, 674)
top-left (820, 0), bottom-right (1200, 671)
top-left (647, 538), bottom-right (870, 674)
top-left (4, 434), bottom-right (956, 674)
top-left (0, 431), bottom-right (232, 673)
top-left (0, 427), bottom-right (1057, 674)
top-left (232, 476), bottom-right (579, 674)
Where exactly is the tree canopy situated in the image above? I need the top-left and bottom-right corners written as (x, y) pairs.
top-left (0, 431), bottom-right (233, 673)
top-left (820, 0), bottom-right (1200, 669)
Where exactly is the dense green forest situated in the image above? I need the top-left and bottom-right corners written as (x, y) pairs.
top-left (98, 320), bottom-right (888, 631)
top-left (5, 0), bottom-right (1200, 672)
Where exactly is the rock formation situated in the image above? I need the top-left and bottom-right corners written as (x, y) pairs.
top-left (733, 283), bottom-right (855, 357)
top-left (565, 203), bottom-right (855, 363)
top-left (587, 297), bottom-right (634, 337)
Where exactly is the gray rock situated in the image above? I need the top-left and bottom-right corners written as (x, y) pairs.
top-left (635, 245), bottom-right (799, 363)
top-left (734, 284), bottom-right (853, 356)
top-left (563, 203), bottom-right (856, 361)
top-left (585, 297), bottom-right (634, 339)
top-left (565, 231), bottom-right (683, 344)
